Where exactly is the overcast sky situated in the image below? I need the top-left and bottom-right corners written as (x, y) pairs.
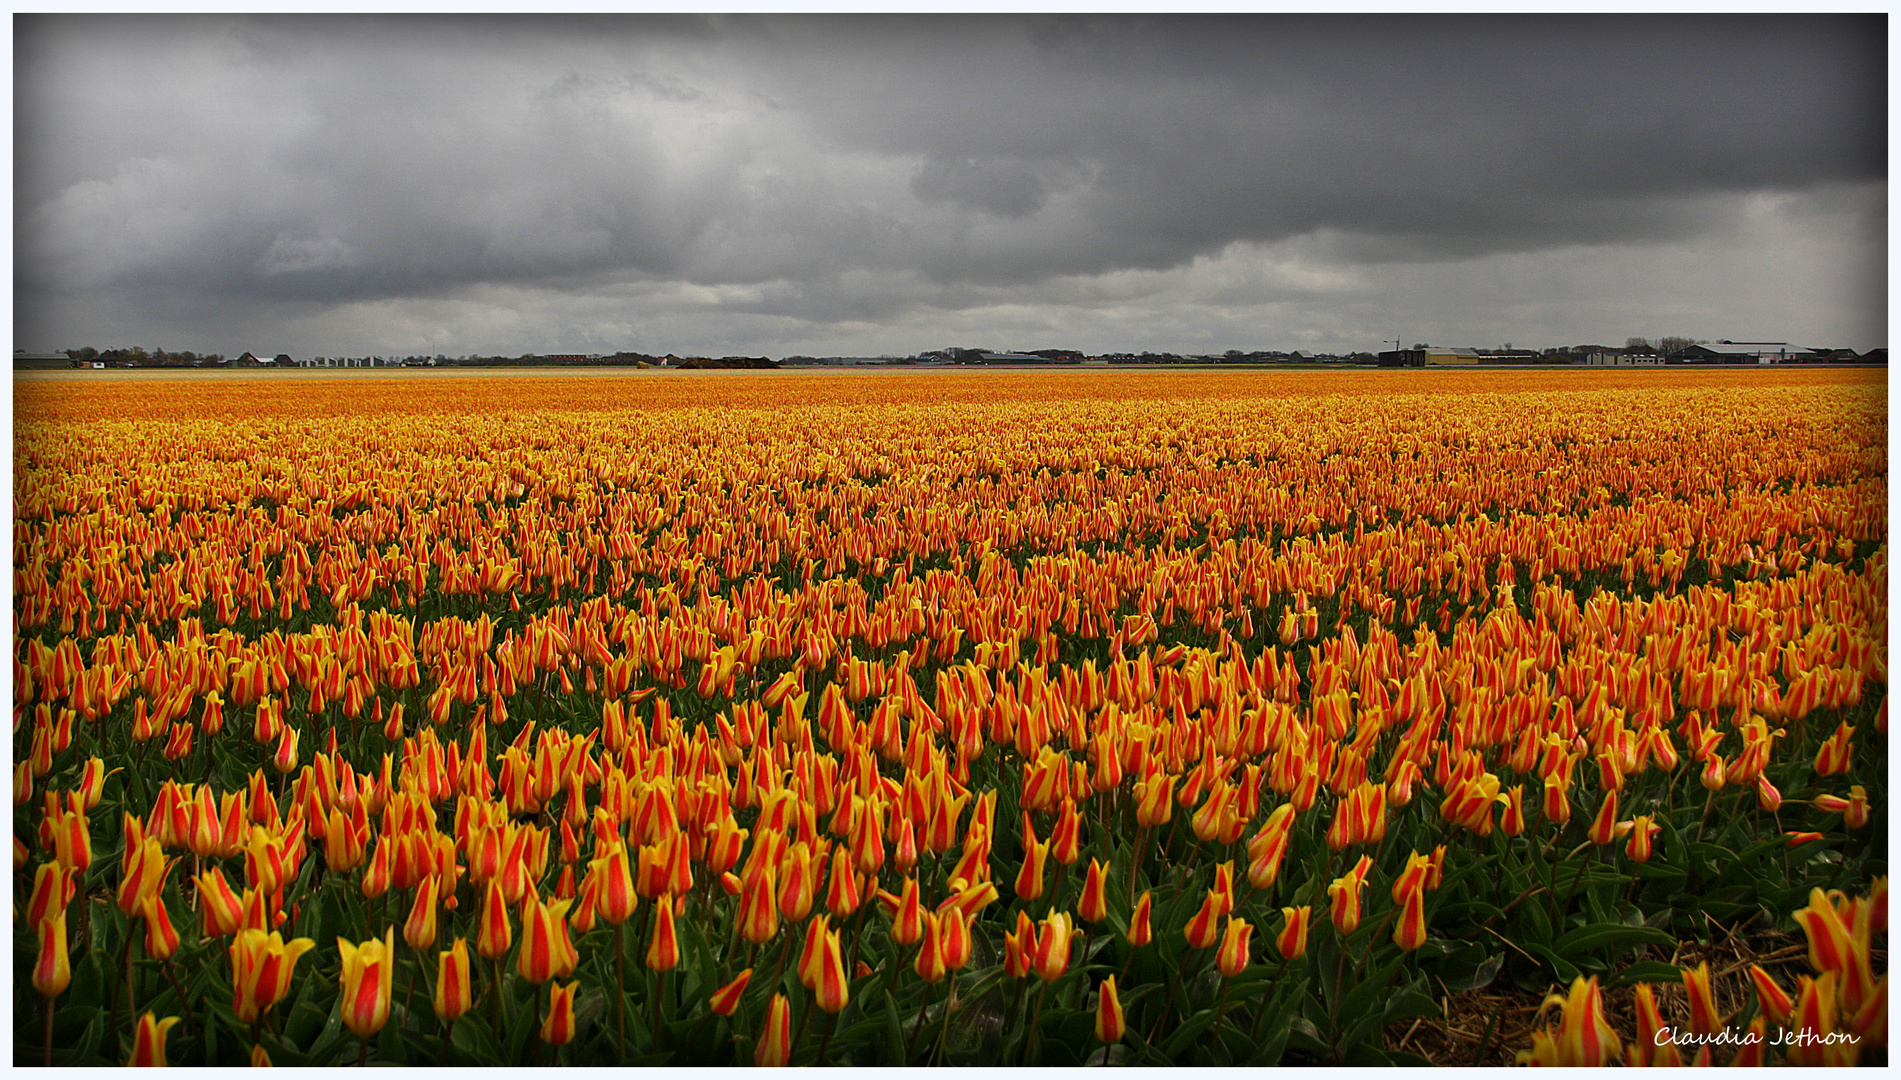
top-left (14, 14), bottom-right (1888, 358)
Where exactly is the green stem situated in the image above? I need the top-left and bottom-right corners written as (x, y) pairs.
top-left (490, 956), bottom-right (504, 1058)
top-left (816, 1007), bottom-right (840, 1066)
top-left (1025, 980), bottom-right (1051, 1065)
top-left (161, 959), bottom-right (199, 1042)
top-left (931, 970), bottom-right (957, 1066)
top-left (614, 921), bottom-right (627, 1057)
top-left (906, 980), bottom-right (934, 1063)
top-left (1250, 960), bottom-right (1288, 1043)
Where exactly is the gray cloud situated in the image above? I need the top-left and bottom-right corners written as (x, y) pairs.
top-left (14, 14), bottom-right (1886, 356)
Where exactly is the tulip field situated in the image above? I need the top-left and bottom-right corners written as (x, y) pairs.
top-left (12, 366), bottom-right (1887, 1066)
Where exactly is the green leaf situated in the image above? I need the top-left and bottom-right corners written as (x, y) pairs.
top-left (1161, 1007), bottom-right (1219, 1059)
top-left (1382, 988), bottom-right (1442, 1025)
top-left (1552, 922), bottom-right (1676, 960)
top-left (1343, 1042), bottom-right (1393, 1066)
top-left (1522, 942), bottom-right (1582, 983)
top-left (1603, 961), bottom-right (1688, 989)
top-left (1432, 946), bottom-right (1505, 992)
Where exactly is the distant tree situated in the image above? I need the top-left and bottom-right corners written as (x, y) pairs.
top-left (1658, 336), bottom-right (1695, 357)
top-left (1626, 337), bottom-right (1653, 352)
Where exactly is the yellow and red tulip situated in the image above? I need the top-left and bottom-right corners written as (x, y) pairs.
top-left (434, 938), bottom-right (473, 1021)
top-left (337, 927), bottom-right (397, 1038)
top-left (127, 1012), bottom-right (183, 1067)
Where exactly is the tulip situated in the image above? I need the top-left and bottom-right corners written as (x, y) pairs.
top-left (28, 860), bottom-right (77, 932)
top-left (476, 880), bottom-right (512, 960)
top-left (1004, 912), bottom-right (1033, 979)
top-left (1845, 785), bottom-right (1871, 829)
top-left (1794, 887), bottom-right (1854, 977)
top-left (128, 1012), bottom-right (182, 1067)
top-left (76, 757), bottom-right (106, 811)
top-left (710, 968), bottom-right (753, 1016)
top-left (1787, 974), bottom-right (1840, 1067)
top-left (142, 894), bottom-right (181, 961)
top-left (814, 925), bottom-right (851, 1011)
top-left (360, 843), bottom-right (391, 899)
top-left (272, 724), bottom-right (300, 774)
top-left (646, 894), bottom-right (680, 971)
top-left (797, 914), bottom-right (831, 990)
top-left (1077, 857), bottom-right (1109, 924)
top-left (755, 993), bottom-right (793, 1066)
top-left (519, 892), bottom-right (579, 984)
top-left (1392, 884), bottom-right (1427, 952)
top-left (823, 848), bottom-right (861, 918)
top-left (739, 863), bottom-right (780, 944)
top-left (33, 909), bottom-right (71, 998)
top-left (540, 981), bottom-right (578, 1046)
top-left (1033, 910), bottom-right (1074, 982)
top-left (1541, 769), bottom-right (1572, 825)
top-left (939, 907), bottom-right (974, 972)
top-left (1246, 804), bottom-right (1295, 889)
top-left (324, 807), bottom-right (368, 873)
top-left (1682, 960), bottom-right (1721, 1036)
top-left (1500, 784), bottom-right (1526, 837)
top-left (1756, 774), bottom-right (1783, 812)
top-left (1095, 974), bottom-right (1126, 1043)
top-left (915, 911), bottom-right (947, 982)
top-left (404, 874), bottom-right (439, 950)
top-left (778, 843), bottom-right (818, 922)
top-left (1586, 789), bottom-right (1619, 846)
top-left (50, 810), bottom-right (92, 872)
top-left (162, 720), bottom-right (194, 761)
top-left (196, 867), bottom-right (246, 937)
top-left (893, 815), bottom-right (918, 875)
top-left (1849, 973), bottom-right (1886, 1044)
top-left (1050, 798), bottom-right (1082, 865)
top-left (1627, 983), bottom-right (1680, 1068)
top-left (338, 927), bottom-right (397, 1038)
top-left (1515, 976), bottom-right (1620, 1067)
top-left (1746, 963), bottom-right (1793, 1023)
top-left (1277, 906), bottom-right (1311, 960)
top-left (1210, 861), bottom-right (1236, 919)
top-left (1327, 855), bottom-right (1372, 934)
top-left (593, 842), bottom-right (638, 926)
top-left (1624, 815), bottom-right (1660, 863)
top-left (230, 929), bottom-right (317, 1024)
top-left (1014, 836), bottom-right (1050, 902)
top-left (250, 1045), bottom-right (272, 1067)
top-left (434, 939), bottom-right (473, 1021)
top-left (1390, 850), bottom-right (1432, 905)
top-left (1216, 917), bottom-right (1253, 977)
top-left (1813, 721), bottom-right (1854, 776)
top-left (1134, 773), bottom-right (1174, 828)
top-left (1128, 890), bottom-right (1153, 947)
top-left (1730, 1016), bottom-right (1768, 1067)
top-left (1184, 888), bottom-right (1224, 949)
top-left (889, 876), bottom-right (924, 946)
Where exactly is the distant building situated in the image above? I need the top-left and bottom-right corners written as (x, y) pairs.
top-left (980, 352), bottom-right (1051, 364)
top-left (1584, 349), bottom-right (1663, 366)
top-left (1669, 342), bottom-right (1813, 365)
top-left (13, 352), bottom-right (72, 369)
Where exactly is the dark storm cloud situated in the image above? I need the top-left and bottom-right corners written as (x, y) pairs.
top-left (13, 14), bottom-right (1885, 355)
